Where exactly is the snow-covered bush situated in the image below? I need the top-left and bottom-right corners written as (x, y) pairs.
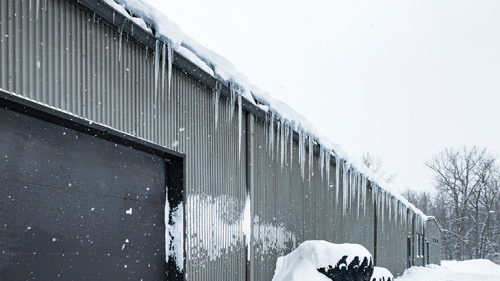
top-left (272, 240), bottom-right (374, 281)
top-left (371, 266), bottom-right (394, 281)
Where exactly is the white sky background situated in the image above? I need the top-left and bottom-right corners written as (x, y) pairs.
top-left (144, 0), bottom-right (500, 193)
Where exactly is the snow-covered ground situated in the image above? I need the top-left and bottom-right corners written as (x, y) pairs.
top-left (396, 259), bottom-right (500, 281)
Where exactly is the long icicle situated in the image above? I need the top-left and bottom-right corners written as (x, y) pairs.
top-left (154, 40), bottom-right (160, 104)
top-left (238, 88), bottom-right (242, 162)
top-left (284, 124), bottom-right (288, 167)
top-left (167, 42), bottom-right (173, 99)
top-left (357, 173), bottom-right (360, 220)
top-left (269, 112), bottom-right (275, 158)
top-left (335, 157), bottom-right (340, 206)
top-left (349, 170), bottom-right (353, 214)
top-left (212, 81), bottom-right (221, 131)
top-left (299, 130), bottom-right (304, 179)
top-left (388, 195), bottom-right (392, 222)
top-left (280, 122), bottom-right (285, 171)
top-left (308, 136), bottom-right (313, 186)
top-left (343, 161), bottom-right (349, 216)
top-left (276, 121), bottom-right (281, 163)
top-left (362, 175), bottom-right (367, 217)
top-left (119, 28), bottom-right (123, 62)
top-left (325, 150), bottom-right (331, 190)
top-left (161, 43), bottom-right (166, 101)
top-left (320, 148), bottom-right (325, 182)
top-left (230, 82), bottom-right (237, 121)
top-left (289, 125), bottom-right (293, 170)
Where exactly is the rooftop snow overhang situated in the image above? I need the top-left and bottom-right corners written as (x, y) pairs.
top-left (69, 0), bottom-right (266, 119)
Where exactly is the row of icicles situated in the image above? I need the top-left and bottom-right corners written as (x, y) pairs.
top-left (147, 35), bottom-right (425, 233)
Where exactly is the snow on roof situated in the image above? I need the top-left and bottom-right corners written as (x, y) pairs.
top-left (102, 0), bottom-right (429, 222)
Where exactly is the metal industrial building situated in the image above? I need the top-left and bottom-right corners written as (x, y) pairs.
top-left (0, 0), bottom-right (442, 280)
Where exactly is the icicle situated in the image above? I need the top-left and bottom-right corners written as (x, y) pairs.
top-left (400, 202), bottom-right (404, 228)
top-left (349, 170), bottom-right (353, 214)
top-left (36, 0), bottom-right (39, 20)
top-left (238, 89), bottom-right (242, 162)
top-left (325, 151), bottom-right (331, 189)
top-left (342, 161), bottom-right (349, 216)
top-left (284, 124), bottom-right (288, 167)
top-left (161, 43), bottom-right (166, 101)
top-left (382, 191), bottom-right (386, 233)
top-left (403, 205), bottom-right (408, 228)
top-left (388, 196), bottom-right (392, 222)
top-left (280, 122), bottom-right (285, 170)
top-left (289, 125), bottom-right (293, 170)
top-left (320, 148), bottom-right (325, 181)
top-left (394, 197), bottom-right (398, 223)
top-left (113, 11), bottom-right (115, 23)
top-left (276, 121), bottom-right (281, 162)
top-left (335, 157), bottom-right (340, 206)
top-left (154, 40), bottom-right (160, 100)
top-left (229, 83), bottom-right (237, 121)
top-left (362, 175), bottom-right (367, 217)
top-left (167, 43), bottom-right (173, 99)
top-left (118, 28), bottom-right (123, 62)
top-left (308, 136), bottom-right (313, 186)
top-left (212, 81), bottom-right (221, 130)
top-left (357, 174), bottom-right (360, 220)
top-left (299, 130), bottom-right (306, 180)
top-left (269, 112), bottom-right (275, 158)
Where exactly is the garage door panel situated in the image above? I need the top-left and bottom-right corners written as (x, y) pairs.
top-left (0, 110), bottom-right (123, 197)
top-left (0, 179), bottom-right (126, 254)
top-left (0, 108), bottom-right (166, 203)
top-left (0, 107), bottom-right (169, 279)
top-left (0, 252), bottom-right (166, 280)
top-left (122, 156), bottom-right (166, 204)
top-left (124, 199), bottom-right (166, 254)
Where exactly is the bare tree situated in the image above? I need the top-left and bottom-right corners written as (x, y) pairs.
top-left (361, 151), bottom-right (398, 184)
top-left (425, 145), bottom-right (500, 260)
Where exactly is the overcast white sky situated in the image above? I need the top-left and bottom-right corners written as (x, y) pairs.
top-left (145, 0), bottom-right (500, 193)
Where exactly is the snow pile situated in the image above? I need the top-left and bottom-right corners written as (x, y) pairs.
top-left (372, 266), bottom-right (394, 281)
top-left (395, 259), bottom-right (500, 281)
top-left (272, 241), bottom-right (372, 281)
top-left (441, 259), bottom-right (500, 275)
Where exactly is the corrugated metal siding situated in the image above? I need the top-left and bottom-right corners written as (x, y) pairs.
top-left (0, 1), bottom-right (247, 280)
top-left (376, 197), bottom-right (412, 277)
top-left (425, 220), bottom-right (441, 265)
top-left (251, 118), bottom-right (376, 280)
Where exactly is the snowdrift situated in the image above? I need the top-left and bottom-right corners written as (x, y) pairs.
top-left (372, 266), bottom-right (394, 281)
top-left (396, 259), bottom-right (500, 281)
top-left (272, 240), bottom-right (373, 281)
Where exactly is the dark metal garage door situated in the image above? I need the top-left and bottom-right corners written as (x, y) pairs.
top-left (0, 106), bottom-right (167, 280)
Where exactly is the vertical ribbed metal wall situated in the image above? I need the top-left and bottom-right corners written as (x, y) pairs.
top-left (1, 0), bottom-right (439, 280)
top-left (376, 197), bottom-right (412, 276)
top-left (251, 118), bottom-right (375, 280)
top-left (0, 0), bottom-right (247, 280)
top-left (425, 219), bottom-right (441, 265)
